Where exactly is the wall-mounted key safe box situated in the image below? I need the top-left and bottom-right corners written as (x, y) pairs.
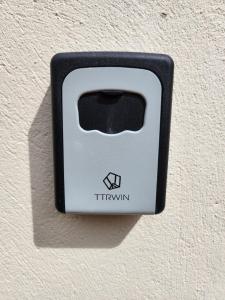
top-left (51, 52), bottom-right (174, 214)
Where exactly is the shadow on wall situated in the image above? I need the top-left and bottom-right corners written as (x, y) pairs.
top-left (28, 88), bottom-right (140, 248)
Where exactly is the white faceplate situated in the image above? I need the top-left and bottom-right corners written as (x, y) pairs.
top-left (62, 67), bottom-right (162, 213)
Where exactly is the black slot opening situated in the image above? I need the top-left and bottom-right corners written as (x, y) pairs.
top-left (78, 90), bottom-right (146, 134)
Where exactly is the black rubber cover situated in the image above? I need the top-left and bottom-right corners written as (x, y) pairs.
top-left (51, 52), bottom-right (174, 214)
top-left (78, 90), bottom-right (146, 134)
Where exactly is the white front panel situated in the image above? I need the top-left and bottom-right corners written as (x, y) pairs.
top-left (62, 67), bottom-right (162, 213)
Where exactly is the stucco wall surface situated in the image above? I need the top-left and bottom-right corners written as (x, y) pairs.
top-left (0, 1), bottom-right (225, 299)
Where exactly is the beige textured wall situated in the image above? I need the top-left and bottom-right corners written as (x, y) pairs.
top-left (1, 1), bottom-right (225, 299)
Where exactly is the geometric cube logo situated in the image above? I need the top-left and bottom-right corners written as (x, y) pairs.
top-left (103, 172), bottom-right (121, 190)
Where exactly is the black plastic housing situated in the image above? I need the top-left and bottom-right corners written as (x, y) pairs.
top-left (51, 52), bottom-right (174, 214)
